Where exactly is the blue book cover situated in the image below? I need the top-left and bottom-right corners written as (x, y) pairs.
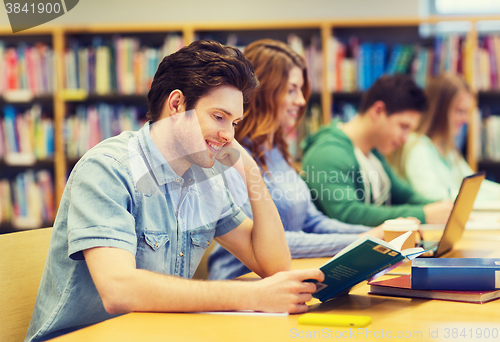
top-left (356, 43), bottom-right (367, 91)
top-left (46, 121), bottom-right (54, 157)
top-left (386, 44), bottom-right (402, 75)
top-left (3, 106), bottom-right (19, 153)
top-left (372, 43), bottom-right (387, 86)
top-left (362, 43), bottom-right (373, 91)
top-left (433, 36), bottom-right (443, 77)
top-left (412, 258), bottom-right (500, 291)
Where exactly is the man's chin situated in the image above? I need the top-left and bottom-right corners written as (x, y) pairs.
top-left (189, 150), bottom-right (214, 168)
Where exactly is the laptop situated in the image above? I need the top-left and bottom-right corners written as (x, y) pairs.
top-left (419, 172), bottom-right (486, 257)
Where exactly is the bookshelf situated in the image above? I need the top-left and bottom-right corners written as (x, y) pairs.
top-left (0, 28), bottom-right (57, 233)
top-left (2, 16), bottom-right (500, 232)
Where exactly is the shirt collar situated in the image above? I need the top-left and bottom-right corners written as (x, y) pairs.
top-left (138, 121), bottom-right (183, 186)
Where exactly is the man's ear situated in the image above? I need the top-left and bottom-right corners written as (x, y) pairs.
top-left (163, 90), bottom-right (186, 117)
top-left (369, 101), bottom-right (387, 122)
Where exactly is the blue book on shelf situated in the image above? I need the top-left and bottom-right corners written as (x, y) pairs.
top-left (46, 122), bottom-right (54, 157)
top-left (412, 258), bottom-right (500, 291)
top-left (98, 103), bottom-right (113, 140)
top-left (3, 106), bottom-right (19, 153)
top-left (372, 43), bottom-right (387, 86)
top-left (363, 43), bottom-right (373, 91)
top-left (356, 43), bottom-right (365, 91)
top-left (386, 44), bottom-right (402, 75)
top-left (88, 47), bottom-right (96, 94)
top-left (433, 36), bottom-right (443, 76)
top-left (15, 173), bottom-right (27, 217)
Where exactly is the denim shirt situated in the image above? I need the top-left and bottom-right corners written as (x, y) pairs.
top-left (26, 122), bottom-right (246, 342)
top-left (208, 147), bottom-right (370, 280)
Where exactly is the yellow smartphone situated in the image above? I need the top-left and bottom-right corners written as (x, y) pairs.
top-left (298, 313), bottom-right (371, 327)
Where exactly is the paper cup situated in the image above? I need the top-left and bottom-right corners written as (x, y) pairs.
top-left (382, 219), bottom-right (419, 250)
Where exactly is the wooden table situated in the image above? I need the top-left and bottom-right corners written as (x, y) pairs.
top-left (49, 229), bottom-right (500, 342)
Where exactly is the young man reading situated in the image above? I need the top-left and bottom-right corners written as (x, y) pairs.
top-left (26, 40), bottom-right (323, 342)
top-left (301, 75), bottom-right (453, 227)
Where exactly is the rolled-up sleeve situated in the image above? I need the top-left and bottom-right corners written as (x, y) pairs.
top-left (67, 154), bottom-right (137, 260)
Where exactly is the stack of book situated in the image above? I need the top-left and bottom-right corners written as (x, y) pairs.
top-left (65, 104), bottom-right (147, 159)
top-left (0, 105), bottom-right (54, 164)
top-left (0, 170), bottom-right (54, 228)
top-left (0, 41), bottom-right (54, 95)
top-left (368, 258), bottom-right (500, 304)
top-left (64, 34), bottom-right (184, 95)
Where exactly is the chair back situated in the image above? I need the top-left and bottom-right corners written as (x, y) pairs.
top-left (0, 227), bottom-right (52, 342)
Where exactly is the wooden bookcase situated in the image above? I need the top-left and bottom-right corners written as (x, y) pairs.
top-left (1, 15), bottom-right (500, 232)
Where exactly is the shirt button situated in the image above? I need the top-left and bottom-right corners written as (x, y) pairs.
top-left (176, 178), bottom-right (181, 183)
top-left (154, 242), bottom-right (159, 248)
top-left (180, 252), bottom-right (184, 257)
top-left (206, 241), bottom-right (210, 246)
top-left (189, 179), bottom-right (193, 182)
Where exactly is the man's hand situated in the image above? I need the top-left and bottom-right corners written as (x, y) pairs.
top-left (249, 269), bottom-right (324, 314)
top-left (216, 139), bottom-right (255, 184)
top-left (360, 226), bottom-right (384, 239)
top-left (423, 201), bottom-right (454, 224)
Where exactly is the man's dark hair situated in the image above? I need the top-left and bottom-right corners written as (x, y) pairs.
top-left (359, 74), bottom-right (428, 116)
top-left (146, 40), bottom-right (259, 122)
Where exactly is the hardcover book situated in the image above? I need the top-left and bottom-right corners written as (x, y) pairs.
top-left (411, 258), bottom-right (500, 291)
top-left (311, 232), bottom-right (423, 302)
top-left (368, 275), bottom-right (500, 304)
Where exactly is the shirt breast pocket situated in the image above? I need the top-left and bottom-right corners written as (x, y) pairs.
top-left (188, 225), bottom-right (216, 278)
top-left (136, 230), bottom-right (170, 273)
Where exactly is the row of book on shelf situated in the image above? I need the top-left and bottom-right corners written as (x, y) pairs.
top-left (326, 33), bottom-right (500, 92)
top-left (65, 104), bottom-right (146, 159)
top-left (0, 41), bottom-right (54, 95)
top-left (0, 169), bottom-right (54, 228)
top-left (2, 103), bottom-right (500, 164)
top-left (64, 34), bottom-right (184, 95)
top-left (4, 32), bottom-right (500, 98)
top-left (0, 103), bottom-right (147, 163)
top-left (0, 104), bottom-right (54, 164)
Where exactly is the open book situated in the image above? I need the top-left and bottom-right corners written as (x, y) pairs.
top-left (310, 231), bottom-right (423, 302)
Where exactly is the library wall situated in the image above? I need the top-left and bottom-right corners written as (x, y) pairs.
top-left (3, 1), bottom-right (500, 234)
top-left (0, 0), bottom-right (421, 26)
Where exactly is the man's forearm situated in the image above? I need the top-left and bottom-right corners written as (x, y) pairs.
top-left (243, 159), bottom-right (291, 276)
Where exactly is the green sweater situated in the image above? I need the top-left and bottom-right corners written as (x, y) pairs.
top-left (301, 121), bottom-right (433, 226)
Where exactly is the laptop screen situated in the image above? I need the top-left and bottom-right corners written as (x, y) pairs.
top-left (434, 172), bottom-right (486, 257)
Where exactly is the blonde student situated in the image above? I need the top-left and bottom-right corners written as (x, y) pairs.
top-left (398, 73), bottom-right (500, 202)
top-left (208, 39), bottom-right (383, 281)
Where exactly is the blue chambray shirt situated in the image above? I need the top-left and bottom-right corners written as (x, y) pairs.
top-left (25, 122), bottom-right (246, 342)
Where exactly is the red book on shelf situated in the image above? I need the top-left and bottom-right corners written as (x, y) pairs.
top-left (368, 275), bottom-right (500, 304)
top-left (5, 48), bottom-right (19, 90)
